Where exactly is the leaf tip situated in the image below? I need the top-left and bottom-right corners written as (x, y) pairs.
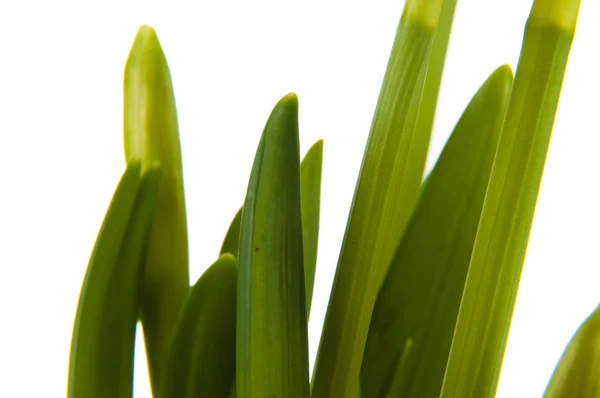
top-left (280, 92), bottom-right (299, 109)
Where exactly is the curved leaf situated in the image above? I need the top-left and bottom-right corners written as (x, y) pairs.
top-left (123, 25), bottom-right (189, 392)
top-left (236, 93), bottom-right (310, 398)
top-left (220, 139), bottom-right (323, 317)
top-left (544, 304), bottom-right (600, 398)
top-left (312, 2), bottom-right (445, 396)
top-left (440, 1), bottom-right (582, 396)
top-left (160, 254), bottom-right (237, 398)
top-left (68, 164), bottom-right (160, 398)
top-left (361, 66), bottom-right (513, 398)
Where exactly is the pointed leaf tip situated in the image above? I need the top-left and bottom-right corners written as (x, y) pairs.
top-left (123, 24), bottom-right (189, 395)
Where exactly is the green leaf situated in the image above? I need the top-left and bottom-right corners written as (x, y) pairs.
top-left (311, 2), bottom-right (444, 396)
top-left (236, 93), bottom-right (310, 398)
top-left (413, 0), bottom-right (459, 184)
top-left (220, 140), bottom-right (323, 317)
top-left (68, 164), bottom-right (160, 398)
top-left (361, 66), bottom-right (513, 398)
top-left (544, 304), bottom-right (600, 398)
top-left (220, 207), bottom-right (242, 257)
top-left (300, 139), bottom-right (323, 316)
top-left (123, 25), bottom-right (189, 393)
top-left (160, 254), bottom-right (237, 398)
top-left (440, 2), bottom-right (582, 397)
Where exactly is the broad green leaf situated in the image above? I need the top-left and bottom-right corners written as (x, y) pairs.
top-left (220, 140), bottom-right (323, 317)
top-left (68, 164), bottom-right (160, 398)
top-left (237, 93), bottom-right (310, 398)
top-left (160, 254), bottom-right (237, 398)
top-left (361, 66), bottom-right (513, 398)
top-left (123, 25), bottom-right (189, 392)
top-left (544, 304), bottom-right (600, 397)
top-left (440, 2), bottom-right (582, 397)
top-left (311, 2), bottom-right (444, 396)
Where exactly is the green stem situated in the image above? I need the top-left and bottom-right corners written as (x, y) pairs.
top-left (440, 1), bottom-right (581, 397)
top-left (311, 2), bottom-right (443, 396)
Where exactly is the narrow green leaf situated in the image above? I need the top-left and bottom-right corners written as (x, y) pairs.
top-left (544, 304), bottom-right (600, 397)
top-left (220, 140), bottom-right (323, 317)
top-left (311, 2), bottom-right (444, 396)
top-left (68, 164), bottom-right (160, 398)
top-left (123, 25), bottom-right (189, 393)
top-left (300, 139), bottom-right (323, 316)
top-left (220, 207), bottom-right (242, 257)
top-left (440, 2), bottom-right (582, 397)
top-left (160, 254), bottom-right (237, 398)
top-left (237, 93), bottom-right (310, 398)
top-left (413, 0), bottom-right (458, 182)
top-left (361, 66), bottom-right (513, 398)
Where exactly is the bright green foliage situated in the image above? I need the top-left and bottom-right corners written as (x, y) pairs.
top-left (236, 93), bottom-right (310, 398)
top-left (123, 25), bottom-right (189, 394)
top-left (440, 1), bottom-right (582, 397)
top-left (67, 1), bottom-right (591, 397)
top-left (68, 164), bottom-right (160, 398)
top-left (412, 0), bottom-right (458, 184)
top-left (544, 305), bottom-right (600, 397)
top-left (160, 254), bottom-right (237, 398)
top-left (361, 65), bottom-right (513, 398)
top-left (311, 3), bottom-right (445, 397)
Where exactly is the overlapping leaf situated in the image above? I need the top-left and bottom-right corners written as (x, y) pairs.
top-left (123, 25), bottom-right (189, 392)
top-left (361, 65), bottom-right (513, 398)
top-left (160, 254), bottom-right (237, 398)
top-left (220, 207), bottom-right (242, 257)
top-left (311, 2), bottom-right (447, 395)
top-left (440, 1), bottom-right (582, 396)
top-left (236, 93), bottom-right (310, 398)
top-left (68, 164), bottom-right (160, 398)
top-left (220, 140), bottom-right (323, 316)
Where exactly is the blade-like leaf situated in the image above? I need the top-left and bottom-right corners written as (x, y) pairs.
top-left (414, 0), bottom-right (458, 180)
top-left (300, 139), bottom-right (323, 315)
top-left (237, 93), bottom-right (310, 398)
top-left (361, 66), bottom-right (513, 398)
top-left (440, 2), bottom-right (582, 397)
top-left (544, 304), bottom-right (600, 397)
top-left (312, 1), bottom-right (444, 396)
top-left (220, 207), bottom-right (242, 257)
top-left (160, 254), bottom-right (237, 398)
top-left (68, 164), bottom-right (160, 398)
top-left (220, 139), bottom-right (323, 317)
top-left (123, 25), bottom-right (189, 393)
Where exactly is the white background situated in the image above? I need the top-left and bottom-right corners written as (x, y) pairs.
top-left (0, 0), bottom-right (598, 397)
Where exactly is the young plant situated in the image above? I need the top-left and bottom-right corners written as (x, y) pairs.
top-left (67, 0), bottom-right (595, 397)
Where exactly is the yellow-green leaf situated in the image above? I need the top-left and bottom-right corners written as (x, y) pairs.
top-left (361, 65), bottom-right (513, 398)
top-left (311, 2), bottom-right (444, 396)
top-left (440, 1), bottom-right (582, 396)
top-left (123, 25), bottom-right (189, 393)
top-left (544, 304), bottom-right (600, 398)
top-left (300, 139), bottom-right (323, 316)
top-left (412, 0), bottom-right (458, 185)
